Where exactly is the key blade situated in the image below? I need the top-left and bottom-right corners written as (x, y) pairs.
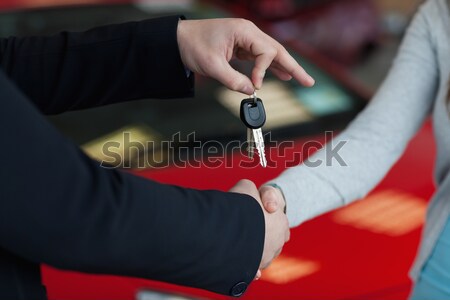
top-left (258, 148), bottom-right (267, 168)
top-left (252, 128), bottom-right (267, 168)
top-left (247, 128), bottom-right (254, 159)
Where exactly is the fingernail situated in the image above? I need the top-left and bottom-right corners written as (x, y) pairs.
top-left (269, 202), bottom-right (278, 211)
top-left (243, 86), bottom-right (254, 95)
top-left (308, 75), bottom-right (315, 86)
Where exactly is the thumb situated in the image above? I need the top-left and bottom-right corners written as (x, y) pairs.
top-left (259, 185), bottom-right (280, 213)
top-left (229, 179), bottom-right (260, 201)
top-left (211, 59), bottom-right (255, 95)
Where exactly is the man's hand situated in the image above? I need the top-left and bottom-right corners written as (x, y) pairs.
top-left (177, 18), bottom-right (315, 95)
top-left (229, 179), bottom-right (290, 278)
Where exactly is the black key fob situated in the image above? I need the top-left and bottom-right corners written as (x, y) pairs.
top-left (240, 98), bottom-right (266, 129)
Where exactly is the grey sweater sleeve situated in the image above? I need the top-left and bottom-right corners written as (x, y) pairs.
top-left (269, 1), bottom-right (439, 227)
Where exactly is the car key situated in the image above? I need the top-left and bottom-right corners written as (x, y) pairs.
top-left (240, 92), bottom-right (267, 167)
top-left (240, 92), bottom-right (260, 160)
top-left (241, 93), bottom-right (257, 159)
top-left (240, 93), bottom-right (267, 167)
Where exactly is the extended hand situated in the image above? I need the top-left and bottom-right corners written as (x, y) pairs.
top-left (229, 179), bottom-right (290, 279)
top-left (177, 18), bottom-right (315, 95)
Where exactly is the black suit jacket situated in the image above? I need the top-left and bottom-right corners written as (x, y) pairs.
top-left (0, 16), bottom-right (265, 299)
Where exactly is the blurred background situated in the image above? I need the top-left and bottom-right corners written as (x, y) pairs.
top-left (0, 0), bottom-right (423, 168)
top-left (0, 1), bottom-right (434, 300)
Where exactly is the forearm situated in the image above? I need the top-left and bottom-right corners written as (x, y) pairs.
top-left (0, 16), bottom-right (193, 114)
top-left (270, 2), bottom-right (438, 227)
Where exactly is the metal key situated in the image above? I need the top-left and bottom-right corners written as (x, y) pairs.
top-left (247, 127), bottom-right (254, 159)
top-left (240, 92), bottom-right (267, 167)
top-left (241, 95), bottom-right (258, 160)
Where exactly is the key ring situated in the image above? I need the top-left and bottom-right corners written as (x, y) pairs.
top-left (252, 91), bottom-right (257, 105)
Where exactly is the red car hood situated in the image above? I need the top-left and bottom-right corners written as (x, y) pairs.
top-left (42, 121), bottom-right (436, 300)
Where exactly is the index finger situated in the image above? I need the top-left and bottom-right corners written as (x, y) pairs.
top-left (274, 46), bottom-right (315, 87)
top-left (236, 22), bottom-right (314, 88)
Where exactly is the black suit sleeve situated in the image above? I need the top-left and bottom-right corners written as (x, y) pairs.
top-left (0, 70), bottom-right (264, 296)
top-left (0, 16), bottom-right (194, 114)
top-left (0, 16), bottom-right (265, 297)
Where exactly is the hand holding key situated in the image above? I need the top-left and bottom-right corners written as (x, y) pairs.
top-left (177, 18), bottom-right (315, 95)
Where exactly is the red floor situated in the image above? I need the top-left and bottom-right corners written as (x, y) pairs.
top-left (42, 121), bottom-right (436, 300)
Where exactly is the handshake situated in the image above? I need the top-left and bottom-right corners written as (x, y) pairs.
top-left (229, 179), bottom-right (290, 280)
